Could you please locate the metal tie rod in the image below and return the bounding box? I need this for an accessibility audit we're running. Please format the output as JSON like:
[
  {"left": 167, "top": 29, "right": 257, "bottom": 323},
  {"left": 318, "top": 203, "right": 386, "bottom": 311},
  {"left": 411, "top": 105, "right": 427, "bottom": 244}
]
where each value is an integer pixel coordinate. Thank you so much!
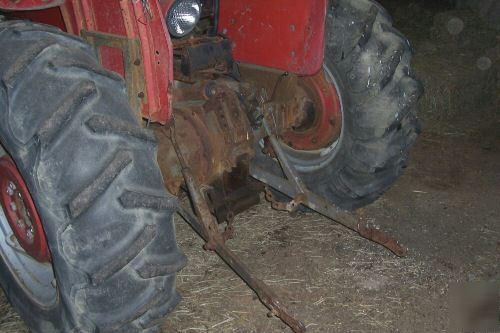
[{"left": 249, "top": 164, "right": 407, "bottom": 257}]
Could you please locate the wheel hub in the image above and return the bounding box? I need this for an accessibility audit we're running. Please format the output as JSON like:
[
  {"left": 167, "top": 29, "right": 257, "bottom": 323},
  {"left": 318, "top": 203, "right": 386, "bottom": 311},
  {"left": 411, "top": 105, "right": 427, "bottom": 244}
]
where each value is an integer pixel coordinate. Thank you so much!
[
  {"left": 281, "top": 68, "right": 342, "bottom": 151},
  {"left": 0, "top": 157, "right": 50, "bottom": 262}
]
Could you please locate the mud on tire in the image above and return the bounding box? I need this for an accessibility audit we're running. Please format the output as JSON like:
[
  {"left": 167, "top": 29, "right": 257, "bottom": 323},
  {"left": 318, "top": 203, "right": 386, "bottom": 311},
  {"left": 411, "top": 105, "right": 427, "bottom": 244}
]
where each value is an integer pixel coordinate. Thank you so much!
[
  {"left": 0, "top": 21, "right": 186, "bottom": 332},
  {"left": 297, "top": 0, "right": 423, "bottom": 210}
]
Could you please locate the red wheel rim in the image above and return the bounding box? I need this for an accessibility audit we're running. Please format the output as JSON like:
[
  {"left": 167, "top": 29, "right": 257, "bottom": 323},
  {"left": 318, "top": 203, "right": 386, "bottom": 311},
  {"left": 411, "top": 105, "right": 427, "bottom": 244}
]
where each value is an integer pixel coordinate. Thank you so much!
[
  {"left": 281, "top": 69, "right": 342, "bottom": 151},
  {"left": 0, "top": 156, "right": 51, "bottom": 262}
]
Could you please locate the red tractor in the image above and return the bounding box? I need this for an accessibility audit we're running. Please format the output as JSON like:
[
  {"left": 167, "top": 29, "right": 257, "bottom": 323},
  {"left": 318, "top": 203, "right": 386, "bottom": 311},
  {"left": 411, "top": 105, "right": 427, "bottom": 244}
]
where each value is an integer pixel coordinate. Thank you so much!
[{"left": 0, "top": 0, "right": 421, "bottom": 332}]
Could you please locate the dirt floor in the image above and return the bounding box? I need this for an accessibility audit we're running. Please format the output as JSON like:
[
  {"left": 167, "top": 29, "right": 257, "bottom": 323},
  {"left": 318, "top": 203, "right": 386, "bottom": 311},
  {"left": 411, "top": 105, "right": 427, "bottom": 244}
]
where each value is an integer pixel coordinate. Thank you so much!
[
  {"left": 0, "top": 1, "right": 499, "bottom": 332},
  {"left": 166, "top": 122, "right": 500, "bottom": 332}
]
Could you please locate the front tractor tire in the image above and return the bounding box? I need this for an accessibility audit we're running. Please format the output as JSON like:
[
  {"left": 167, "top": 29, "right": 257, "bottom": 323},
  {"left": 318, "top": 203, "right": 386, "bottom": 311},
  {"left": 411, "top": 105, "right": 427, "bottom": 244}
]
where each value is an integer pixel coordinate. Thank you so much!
[
  {"left": 283, "top": 0, "right": 423, "bottom": 210},
  {"left": 0, "top": 21, "right": 185, "bottom": 332}
]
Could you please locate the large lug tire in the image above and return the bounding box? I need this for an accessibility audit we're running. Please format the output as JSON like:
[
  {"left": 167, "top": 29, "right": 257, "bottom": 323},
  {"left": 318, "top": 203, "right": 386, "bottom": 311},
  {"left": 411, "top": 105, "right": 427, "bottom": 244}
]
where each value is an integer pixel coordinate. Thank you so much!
[
  {"left": 0, "top": 21, "right": 186, "bottom": 332},
  {"left": 287, "top": 0, "right": 423, "bottom": 210}
]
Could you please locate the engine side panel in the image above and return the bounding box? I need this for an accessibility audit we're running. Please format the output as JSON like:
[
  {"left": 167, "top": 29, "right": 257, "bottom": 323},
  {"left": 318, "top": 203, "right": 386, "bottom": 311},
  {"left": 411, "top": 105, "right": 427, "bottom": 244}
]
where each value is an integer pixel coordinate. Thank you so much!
[{"left": 218, "top": 0, "right": 327, "bottom": 75}]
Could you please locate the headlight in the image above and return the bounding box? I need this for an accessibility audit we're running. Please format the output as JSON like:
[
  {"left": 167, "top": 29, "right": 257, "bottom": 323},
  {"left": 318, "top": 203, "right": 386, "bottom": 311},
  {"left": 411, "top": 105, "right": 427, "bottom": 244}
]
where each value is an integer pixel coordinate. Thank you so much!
[{"left": 166, "top": 0, "right": 202, "bottom": 38}]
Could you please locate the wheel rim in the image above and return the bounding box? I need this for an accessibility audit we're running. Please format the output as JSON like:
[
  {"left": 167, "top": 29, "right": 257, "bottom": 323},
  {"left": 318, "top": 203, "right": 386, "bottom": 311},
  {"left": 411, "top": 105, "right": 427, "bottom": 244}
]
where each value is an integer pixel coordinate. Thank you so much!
[
  {"left": 281, "top": 66, "right": 342, "bottom": 151},
  {"left": 280, "top": 64, "right": 346, "bottom": 173},
  {"left": 0, "top": 155, "right": 57, "bottom": 306}
]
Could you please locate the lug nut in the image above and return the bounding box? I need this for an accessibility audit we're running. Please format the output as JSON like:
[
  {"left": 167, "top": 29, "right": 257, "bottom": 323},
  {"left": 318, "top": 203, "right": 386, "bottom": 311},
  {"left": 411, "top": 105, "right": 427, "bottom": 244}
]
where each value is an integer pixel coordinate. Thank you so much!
[
  {"left": 26, "top": 228, "right": 34, "bottom": 241},
  {"left": 6, "top": 182, "right": 15, "bottom": 196},
  {"left": 10, "top": 202, "right": 17, "bottom": 212}
]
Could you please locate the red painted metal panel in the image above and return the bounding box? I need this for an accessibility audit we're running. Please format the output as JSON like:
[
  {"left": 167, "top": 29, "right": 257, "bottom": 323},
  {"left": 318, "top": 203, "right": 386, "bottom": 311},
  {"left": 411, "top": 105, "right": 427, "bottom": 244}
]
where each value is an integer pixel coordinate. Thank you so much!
[
  {"left": 100, "top": 45, "right": 126, "bottom": 78},
  {"left": 158, "top": 0, "right": 175, "bottom": 17},
  {"left": 0, "top": 0, "right": 64, "bottom": 11},
  {"left": 3, "top": 7, "right": 66, "bottom": 30},
  {"left": 60, "top": 1, "right": 78, "bottom": 34},
  {"left": 130, "top": 0, "right": 174, "bottom": 123},
  {"left": 218, "top": 0, "right": 327, "bottom": 75},
  {"left": 58, "top": 0, "right": 174, "bottom": 124},
  {"left": 1, "top": 0, "right": 174, "bottom": 124},
  {"left": 91, "top": 0, "right": 127, "bottom": 35}
]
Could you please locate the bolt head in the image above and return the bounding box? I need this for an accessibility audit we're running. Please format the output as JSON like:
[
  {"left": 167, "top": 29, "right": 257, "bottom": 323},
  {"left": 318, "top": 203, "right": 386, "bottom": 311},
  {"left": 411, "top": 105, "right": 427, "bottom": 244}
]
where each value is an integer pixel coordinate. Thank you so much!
[
  {"left": 6, "top": 182, "right": 16, "bottom": 196},
  {"left": 26, "top": 228, "right": 34, "bottom": 241}
]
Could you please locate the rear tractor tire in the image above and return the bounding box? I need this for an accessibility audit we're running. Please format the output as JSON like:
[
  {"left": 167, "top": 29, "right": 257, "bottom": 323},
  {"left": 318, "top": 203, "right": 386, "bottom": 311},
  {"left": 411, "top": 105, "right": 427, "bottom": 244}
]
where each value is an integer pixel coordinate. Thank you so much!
[
  {"left": 281, "top": 0, "right": 423, "bottom": 210},
  {"left": 0, "top": 21, "right": 185, "bottom": 332}
]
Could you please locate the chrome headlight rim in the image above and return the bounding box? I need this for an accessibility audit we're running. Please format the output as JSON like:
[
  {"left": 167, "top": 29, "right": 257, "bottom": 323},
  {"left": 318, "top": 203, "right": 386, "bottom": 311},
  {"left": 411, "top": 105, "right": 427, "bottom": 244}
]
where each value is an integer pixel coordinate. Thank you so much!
[{"left": 167, "top": 0, "right": 202, "bottom": 38}]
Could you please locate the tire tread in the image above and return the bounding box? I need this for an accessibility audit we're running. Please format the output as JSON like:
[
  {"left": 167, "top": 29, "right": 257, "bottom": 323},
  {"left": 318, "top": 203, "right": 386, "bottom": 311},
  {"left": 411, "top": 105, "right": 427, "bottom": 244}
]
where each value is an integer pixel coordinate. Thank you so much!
[{"left": 0, "top": 20, "right": 184, "bottom": 333}]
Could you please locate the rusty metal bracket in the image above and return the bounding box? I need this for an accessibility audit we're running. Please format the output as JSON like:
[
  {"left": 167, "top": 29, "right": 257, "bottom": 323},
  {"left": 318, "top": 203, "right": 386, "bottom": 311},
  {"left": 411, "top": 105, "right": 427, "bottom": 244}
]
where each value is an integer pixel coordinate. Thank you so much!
[
  {"left": 261, "top": 111, "right": 313, "bottom": 215},
  {"left": 169, "top": 120, "right": 306, "bottom": 333},
  {"left": 177, "top": 205, "right": 307, "bottom": 333},
  {"left": 250, "top": 163, "right": 408, "bottom": 257},
  {"left": 265, "top": 187, "right": 306, "bottom": 214},
  {"left": 81, "top": 30, "right": 146, "bottom": 119},
  {"left": 254, "top": 114, "right": 407, "bottom": 257}
]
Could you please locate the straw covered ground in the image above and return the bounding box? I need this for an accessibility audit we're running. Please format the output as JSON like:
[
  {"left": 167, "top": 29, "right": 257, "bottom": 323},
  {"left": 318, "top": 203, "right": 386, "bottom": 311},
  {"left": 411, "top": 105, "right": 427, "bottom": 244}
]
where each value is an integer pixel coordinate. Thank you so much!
[{"left": 3, "top": 125, "right": 498, "bottom": 332}]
